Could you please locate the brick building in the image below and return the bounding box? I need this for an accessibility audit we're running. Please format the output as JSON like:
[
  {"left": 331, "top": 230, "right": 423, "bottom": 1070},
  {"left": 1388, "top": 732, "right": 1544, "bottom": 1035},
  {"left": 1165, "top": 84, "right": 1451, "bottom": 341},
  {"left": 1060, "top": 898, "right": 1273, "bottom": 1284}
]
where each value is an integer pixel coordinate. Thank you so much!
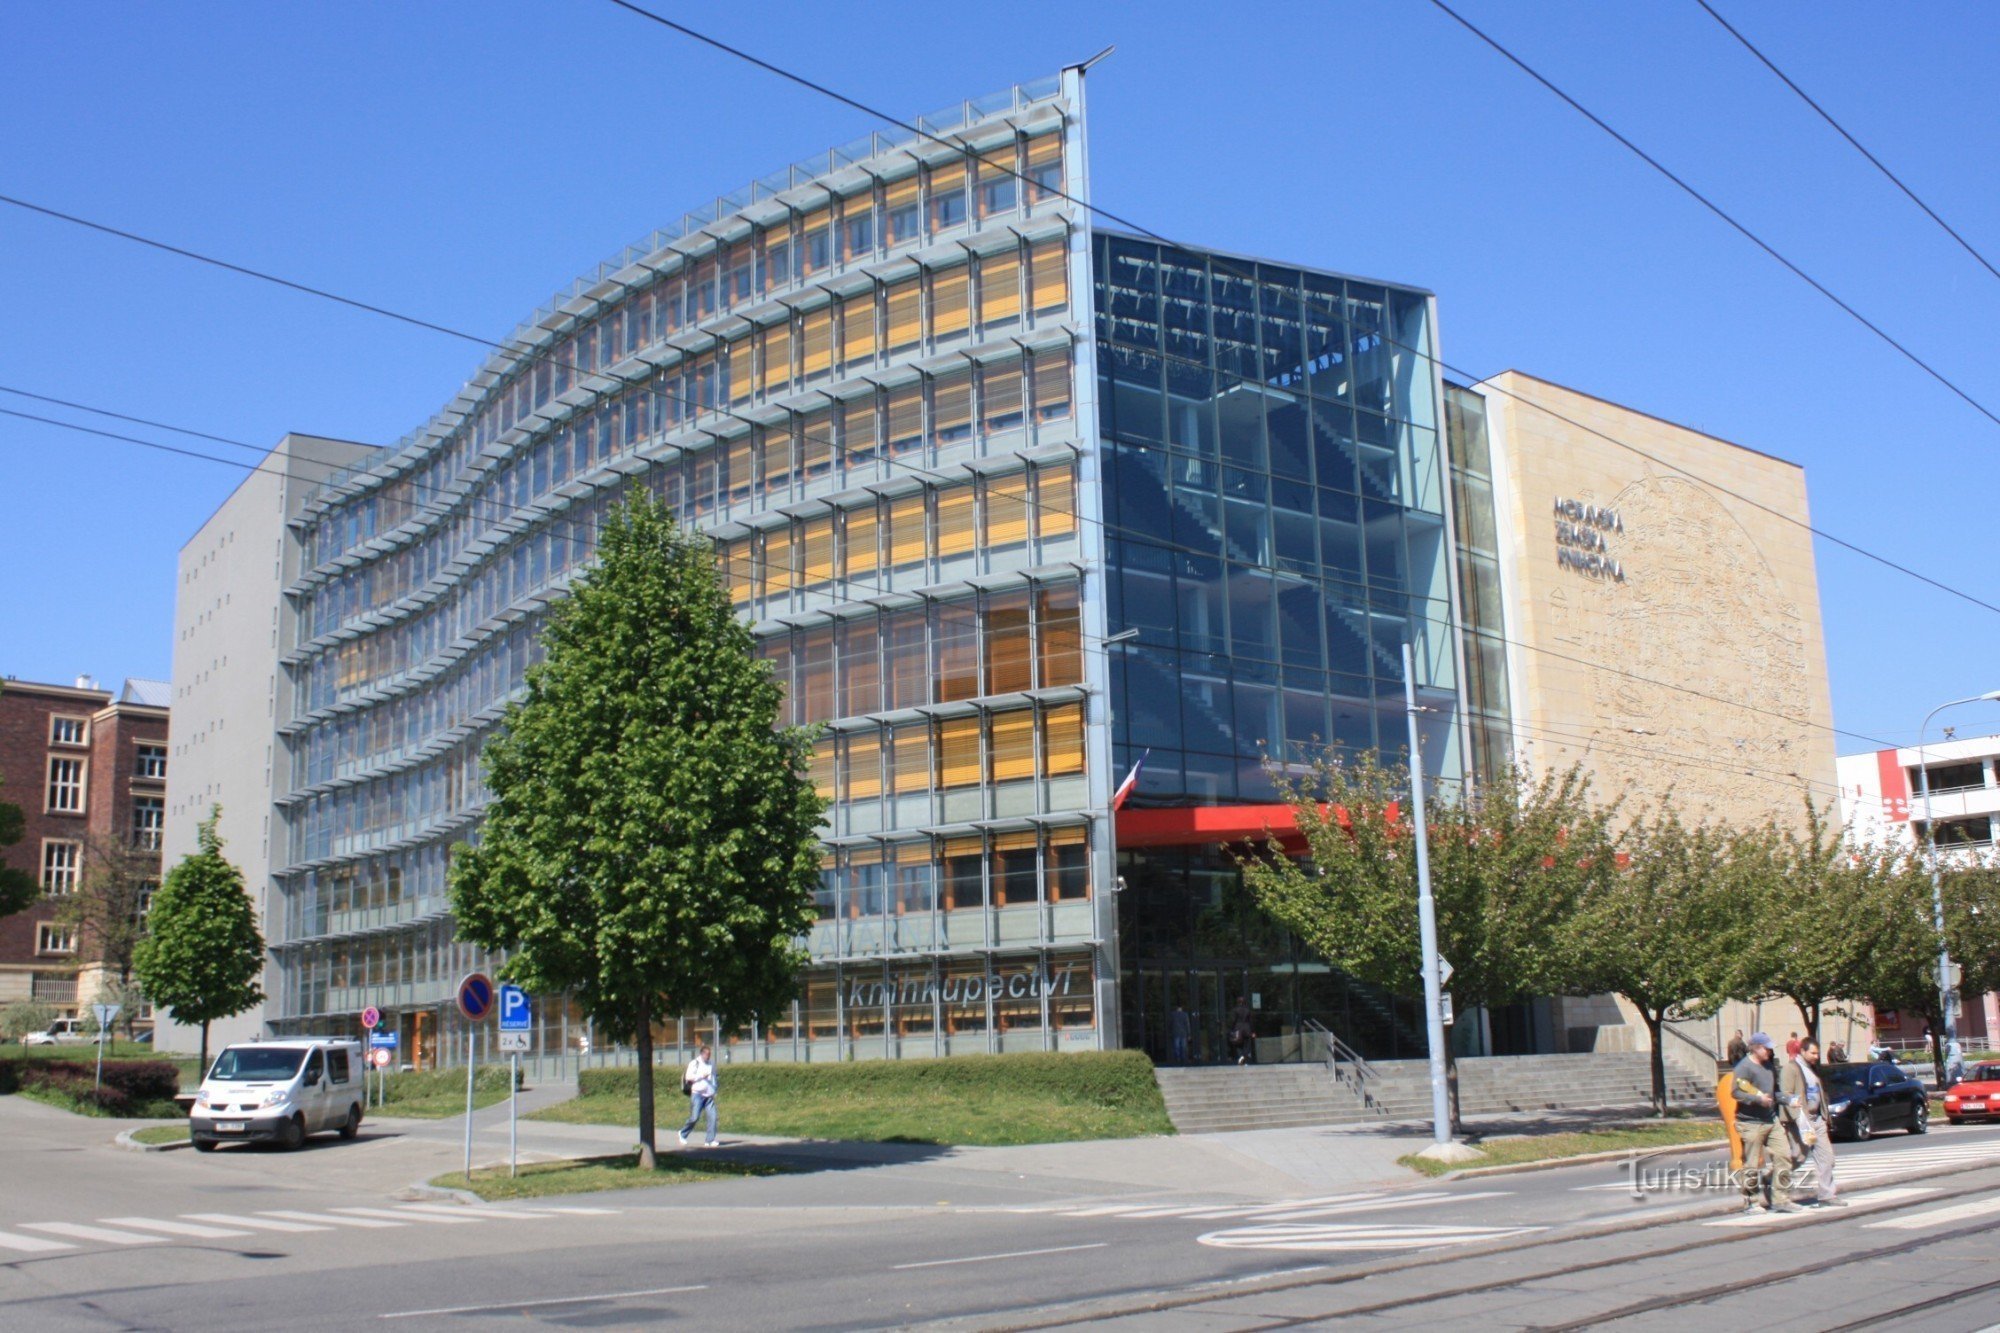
[{"left": 0, "top": 676, "right": 170, "bottom": 1023}]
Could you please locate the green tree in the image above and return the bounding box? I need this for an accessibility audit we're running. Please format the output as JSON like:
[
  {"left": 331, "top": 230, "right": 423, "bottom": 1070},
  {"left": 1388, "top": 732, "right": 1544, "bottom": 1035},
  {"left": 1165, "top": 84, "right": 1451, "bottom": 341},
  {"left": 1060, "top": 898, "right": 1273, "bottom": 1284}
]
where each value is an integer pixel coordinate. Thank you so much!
[
  {"left": 133, "top": 809, "right": 264, "bottom": 1073},
  {"left": 54, "top": 831, "right": 157, "bottom": 994},
  {"left": 1, "top": 1002, "right": 56, "bottom": 1042},
  {"left": 1855, "top": 855, "right": 2000, "bottom": 1081},
  {"left": 1566, "top": 803, "right": 1738, "bottom": 1114},
  {"left": 450, "top": 492, "right": 823, "bottom": 1167},
  {"left": 0, "top": 779, "right": 39, "bottom": 921},
  {"left": 1241, "top": 755, "right": 1616, "bottom": 1123}
]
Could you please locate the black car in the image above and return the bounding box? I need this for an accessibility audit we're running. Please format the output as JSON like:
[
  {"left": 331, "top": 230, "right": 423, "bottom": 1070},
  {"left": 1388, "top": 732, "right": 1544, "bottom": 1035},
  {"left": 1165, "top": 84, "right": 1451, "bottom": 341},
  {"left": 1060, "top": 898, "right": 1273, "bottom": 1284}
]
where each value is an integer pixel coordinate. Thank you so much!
[{"left": 1824, "top": 1061, "right": 1929, "bottom": 1141}]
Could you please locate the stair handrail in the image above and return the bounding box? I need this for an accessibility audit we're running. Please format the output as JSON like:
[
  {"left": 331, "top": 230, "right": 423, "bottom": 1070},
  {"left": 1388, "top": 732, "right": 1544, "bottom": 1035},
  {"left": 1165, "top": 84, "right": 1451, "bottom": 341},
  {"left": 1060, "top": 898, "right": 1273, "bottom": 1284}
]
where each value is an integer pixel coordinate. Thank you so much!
[{"left": 1302, "top": 1017, "right": 1380, "bottom": 1111}]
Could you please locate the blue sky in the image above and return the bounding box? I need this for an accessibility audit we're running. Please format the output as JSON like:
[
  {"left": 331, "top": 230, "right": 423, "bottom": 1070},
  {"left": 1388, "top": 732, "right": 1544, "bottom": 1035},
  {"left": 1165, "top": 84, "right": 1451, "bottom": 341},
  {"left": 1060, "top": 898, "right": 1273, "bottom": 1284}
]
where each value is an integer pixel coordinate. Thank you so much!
[{"left": 3, "top": 1, "right": 1996, "bottom": 753}]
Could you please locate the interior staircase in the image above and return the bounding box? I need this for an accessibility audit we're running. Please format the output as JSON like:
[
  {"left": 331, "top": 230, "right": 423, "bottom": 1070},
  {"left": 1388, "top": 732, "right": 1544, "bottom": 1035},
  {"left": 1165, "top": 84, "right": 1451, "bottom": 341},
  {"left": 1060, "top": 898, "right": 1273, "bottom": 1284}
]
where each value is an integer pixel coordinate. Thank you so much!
[{"left": 1155, "top": 1051, "right": 1711, "bottom": 1134}]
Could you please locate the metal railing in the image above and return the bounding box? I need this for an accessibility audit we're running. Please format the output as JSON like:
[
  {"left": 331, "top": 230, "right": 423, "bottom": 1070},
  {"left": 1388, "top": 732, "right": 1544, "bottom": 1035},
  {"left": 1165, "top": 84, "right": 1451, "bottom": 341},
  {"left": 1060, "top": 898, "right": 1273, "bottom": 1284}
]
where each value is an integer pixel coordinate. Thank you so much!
[{"left": 1302, "top": 1017, "right": 1382, "bottom": 1114}]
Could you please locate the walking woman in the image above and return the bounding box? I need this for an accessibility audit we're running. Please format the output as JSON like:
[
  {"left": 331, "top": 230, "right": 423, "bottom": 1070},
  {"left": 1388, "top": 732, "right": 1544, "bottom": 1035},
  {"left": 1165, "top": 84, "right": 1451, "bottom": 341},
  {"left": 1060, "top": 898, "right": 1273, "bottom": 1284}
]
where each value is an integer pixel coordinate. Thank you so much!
[{"left": 678, "top": 1042, "right": 718, "bottom": 1148}]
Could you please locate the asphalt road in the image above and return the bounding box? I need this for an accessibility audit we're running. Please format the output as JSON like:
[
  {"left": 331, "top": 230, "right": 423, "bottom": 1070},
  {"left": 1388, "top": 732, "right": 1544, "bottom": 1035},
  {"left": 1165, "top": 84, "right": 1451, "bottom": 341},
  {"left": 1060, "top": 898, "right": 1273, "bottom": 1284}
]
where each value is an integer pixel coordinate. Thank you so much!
[{"left": 6, "top": 1093, "right": 2000, "bottom": 1331}]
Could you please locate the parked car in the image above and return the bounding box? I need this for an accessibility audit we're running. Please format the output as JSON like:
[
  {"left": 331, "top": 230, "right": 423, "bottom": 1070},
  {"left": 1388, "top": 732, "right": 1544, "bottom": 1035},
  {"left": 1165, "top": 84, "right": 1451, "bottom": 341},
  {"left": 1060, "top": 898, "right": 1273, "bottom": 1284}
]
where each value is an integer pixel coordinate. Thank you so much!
[
  {"left": 1943, "top": 1062, "right": 2000, "bottom": 1125},
  {"left": 1825, "top": 1061, "right": 1930, "bottom": 1140},
  {"left": 21, "top": 1017, "right": 100, "bottom": 1046},
  {"left": 188, "top": 1039, "right": 365, "bottom": 1152}
]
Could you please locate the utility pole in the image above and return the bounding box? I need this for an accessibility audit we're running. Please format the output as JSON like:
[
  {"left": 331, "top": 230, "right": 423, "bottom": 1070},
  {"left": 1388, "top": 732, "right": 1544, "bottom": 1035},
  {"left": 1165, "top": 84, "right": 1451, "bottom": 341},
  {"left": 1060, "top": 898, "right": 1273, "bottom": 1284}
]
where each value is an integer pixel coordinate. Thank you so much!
[{"left": 1403, "top": 642, "right": 1453, "bottom": 1149}]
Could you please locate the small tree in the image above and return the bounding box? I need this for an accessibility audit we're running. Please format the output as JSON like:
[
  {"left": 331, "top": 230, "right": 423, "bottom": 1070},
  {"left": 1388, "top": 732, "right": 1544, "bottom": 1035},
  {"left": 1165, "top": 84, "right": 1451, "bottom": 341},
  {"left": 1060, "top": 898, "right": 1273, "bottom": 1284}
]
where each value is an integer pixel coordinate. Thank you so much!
[
  {"left": 55, "top": 831, "right": 157, "bottom": 993},
  {"left": 1566, "top": 803, "right": 1737, "bottom": 1114},
  {"left": 1, "top": 1002, "right": 56, "bottom": 1043},
  {"left": 450, "top": 492, "right": 823, "bottom": 1168},
  {"left": 133, "top": 809, "right": 264, "bottom": 1073},
  {"left": 0, "top": 779, "right": 40, "bottom": 921},
  {"left": 1241, "top": 755, "right": 1616, "bottom": 1125},
  {"left": 1856, "top": 854, "right": 2000, "bottom": 1081}
]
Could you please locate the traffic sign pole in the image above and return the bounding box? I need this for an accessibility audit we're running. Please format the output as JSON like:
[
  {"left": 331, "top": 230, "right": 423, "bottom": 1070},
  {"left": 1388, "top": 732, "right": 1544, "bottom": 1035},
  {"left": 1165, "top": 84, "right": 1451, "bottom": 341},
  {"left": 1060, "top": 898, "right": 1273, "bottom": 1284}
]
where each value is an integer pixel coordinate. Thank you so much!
[
  {"left": 464, "top": 1032, "right": 475, "bottom": 1185},
  {"left": 91, "top": 1003, "right": 120, "bottom": 1093},
  {"left": 455, "top": 973, "right": 495, "bottom": 1185},
  {"left": 509, "top": 1053, "right": 519, "bottom": 1179}
]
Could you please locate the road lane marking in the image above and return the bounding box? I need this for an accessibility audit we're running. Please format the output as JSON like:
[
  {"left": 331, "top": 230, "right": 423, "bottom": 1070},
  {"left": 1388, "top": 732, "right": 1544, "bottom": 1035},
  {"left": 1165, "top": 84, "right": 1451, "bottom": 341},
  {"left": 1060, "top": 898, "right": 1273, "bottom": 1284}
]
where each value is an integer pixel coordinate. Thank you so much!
[
  {"left": 1261, "top": 1191, "right": 1513, "bottom": 1222},
  {"left": 542, "top": 1206, "right": 619, "bottom": 1215},
  {"left": 334, "top": 1207, "right": 481, "bottom": 1225},
  {"left": 1863, "top": 1195, "right": 2000, "bottom": 1230},
  {"left": 1198, "top": 1222, "right": 1543, "bottom": 1252},
  {"left": 0, "top": 1231, "right": 76, "bottom": 1252},
  {"left": 20, "top": 1222, "right": 162, "bottom": 1246},
  {"left": 894, "top": 1242, "right": 1109, "bottom": 1270},
  {"left": 380, "top": 1284, "right": 707, "bottom": 1319},
  {"left": 101, "top": 1217, "right": 250, "bottom": 1238},
  {"left": 184, "top": 1212, "right": 331, "bottom": 1233},
  {"left": 262, "top": 1210, "right": 405, "bottom": 1228}
]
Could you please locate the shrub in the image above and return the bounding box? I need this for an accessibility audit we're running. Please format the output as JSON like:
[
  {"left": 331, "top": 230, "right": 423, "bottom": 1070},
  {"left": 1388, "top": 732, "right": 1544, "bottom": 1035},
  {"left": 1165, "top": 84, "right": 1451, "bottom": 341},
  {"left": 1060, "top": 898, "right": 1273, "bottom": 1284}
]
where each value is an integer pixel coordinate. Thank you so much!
[
  {"left": 0, "top": 1002, "right": 56, "bottom": 1042},
  {"left": 0, "top": 1057, "right": 181, "bottom": 1115}
]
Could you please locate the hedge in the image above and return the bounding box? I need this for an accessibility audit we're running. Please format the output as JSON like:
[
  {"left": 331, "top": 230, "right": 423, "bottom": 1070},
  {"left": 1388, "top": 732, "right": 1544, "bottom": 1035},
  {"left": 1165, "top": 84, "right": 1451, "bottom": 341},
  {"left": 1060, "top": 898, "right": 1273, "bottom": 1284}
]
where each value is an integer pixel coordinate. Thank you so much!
[
  {"left": 577, "top": 1049, "right": 1164, "bottom": 1109},
  {"left": 0, "top": 1058, "right": 182, "bottom": 1116}
]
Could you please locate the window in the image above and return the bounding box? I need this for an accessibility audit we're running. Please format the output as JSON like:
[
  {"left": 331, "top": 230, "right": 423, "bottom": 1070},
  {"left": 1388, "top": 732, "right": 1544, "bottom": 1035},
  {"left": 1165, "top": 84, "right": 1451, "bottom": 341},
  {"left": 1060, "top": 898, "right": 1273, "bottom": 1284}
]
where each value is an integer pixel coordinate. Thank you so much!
[
  {"left": 980, "top": 248, "right": 1022, "bottom": 330},
  {"left": 884, "top": 176, "right": 920, "bottom": 246},
  {"left": 841, "top": 396, "right": 879, "bottom": 470},
  {"left": 885, "top": 277, "right": 921, "bottom": 354},
  {"left": 842, "top": 195, "right": 876, "bottom": 260},
  {"left": 936, "top": 485, "right": 977, "bottom": 560},
  {"left": 936, "top": 716, "right": 982, "bottom": 790},
  {"left": 49, "top": 716, "right": 87, "bottom": 747},
  {"left": 928, "top": 161, "right": 966, "bottom": 233},
  {"left": 47, "top": 757, "right": 84, "bottom": 813},
  {"left": 931, "top": 266, "right": 970, "bottom": 340},
  {"left": 886, "top": 384, "right": 924, "bottom": 457},
  {"left": 984, "top": 474, "right": 1031, "bottom": 552},
  {"left": 843, "top": 501, "right": 879, "bottom": 582},
  {"left": 990, "top": 713, "right": 1035, "bottom": 784},
  {"left": 327, "top": 1049, "right": 351, "bottom": 1085},
  {"left": 1042, "top": 702, "right": 1085, "bottom": 777},
  {"left": 133, "top": 796, "right": 165, "bottom": 850},
  {"left": 1049, "top": 827, "right": 1090, "bottom": 900},
  {"left": 37, "top": 924, "right": 76, "bottom": 955},
  {"left": 933, "top": 371, "right": 973, "bottom": 445},
  {"left": 760, "top": 319, "right": 793, "bottom": 397},
  {"left": 977, "top": 142, "right": 1018, "bottom": 218},
  {"left": 135, "top": 743, "right": 167, "bottom": 780},
  {"left": 1033, "top": 351, "right": 1073, "bottom": 423},
  {"left": 982, "top": 362, "right": 1025, "bottom": 435},
  {"left": 1026, "top": 133, "right": 1064, "bottom": 202},
  {"left": 800, "top": 306, "right": 834, "bottom": 380},
  {"left": 986, "top": 591, "right": 1033, "bottom": 694},
  {"left": 1037, "top": 463, "right": 1077, "bottom": 539},
  {"left": 840, "top": 290, "right": 877, "bottom": 366},
  {"left": 41, "top": 840, "right": 81, "bottom": 896}
]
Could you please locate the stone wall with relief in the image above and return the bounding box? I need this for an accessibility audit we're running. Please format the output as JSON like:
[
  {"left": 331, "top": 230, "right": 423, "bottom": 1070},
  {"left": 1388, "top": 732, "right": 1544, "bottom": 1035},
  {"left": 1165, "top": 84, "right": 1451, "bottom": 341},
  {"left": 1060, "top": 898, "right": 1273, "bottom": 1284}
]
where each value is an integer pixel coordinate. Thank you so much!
[{"left": 1476, "top": 371, "right": 1838, "bottom": 829}]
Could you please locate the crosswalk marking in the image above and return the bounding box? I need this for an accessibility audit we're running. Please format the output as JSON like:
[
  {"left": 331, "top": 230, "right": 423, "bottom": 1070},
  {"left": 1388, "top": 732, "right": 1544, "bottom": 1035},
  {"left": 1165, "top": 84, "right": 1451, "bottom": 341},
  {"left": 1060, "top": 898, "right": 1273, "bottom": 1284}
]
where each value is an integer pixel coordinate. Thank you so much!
[
  {"left": 1863, "top": 1195, "right": 2000, "bottom": 1231},
  {"left": 334, "top": 1207, "right": 480, "bottom": 1225},
  {"left": 998, "top": 1188, "right": 1511, "bottom": 1226},
  {"left": 101, "top": 1217, "right": 250, "bottom": 1239},
  {"left": 183, "top": 1212, "right": 331, "bottom": 1233},
  {"left": 1200, "top": 1222, "right": 1544, "bottom": 1253},
  {"left": 543, "top": 1206, "right": 618, "bottom": 1215},
  {"left": 260, "top": 1210, "right": 405, "bottom": 1229},
  {"left": 1575, "top": 1136, "right": 2000, "bottom": 1193},
  {"left": 394, "top": 1204, "right": 552, "bottom": 1222},
  {"left": 21, "top": 1222, "right": 162, "bottom": 1246},
  {"left": 0, "top": 1230, "right": 76, "bottom": 1253},
  {"left": 1703, "top": 1186, "right": 1937, "bottom": 1227}
]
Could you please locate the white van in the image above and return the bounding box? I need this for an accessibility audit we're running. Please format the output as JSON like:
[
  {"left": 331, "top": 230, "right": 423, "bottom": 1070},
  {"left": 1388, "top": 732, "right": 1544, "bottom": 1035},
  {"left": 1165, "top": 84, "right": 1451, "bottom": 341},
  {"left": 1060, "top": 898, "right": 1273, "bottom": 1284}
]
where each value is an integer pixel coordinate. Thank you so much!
[
  {"left": 22, "top": 1017, "right": 97, "bottom": 1046},
  {"left": 189, "top": 1039, "right": 365, "bottom": 1152}
]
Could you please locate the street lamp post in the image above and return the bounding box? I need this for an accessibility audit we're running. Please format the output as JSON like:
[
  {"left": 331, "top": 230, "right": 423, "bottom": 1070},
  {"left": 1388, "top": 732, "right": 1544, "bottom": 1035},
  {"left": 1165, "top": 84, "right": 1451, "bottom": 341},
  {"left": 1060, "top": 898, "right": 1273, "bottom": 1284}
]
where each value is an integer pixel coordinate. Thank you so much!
[{"left": 1915, "top": 689, "right": 2000, "bottom": 1050}]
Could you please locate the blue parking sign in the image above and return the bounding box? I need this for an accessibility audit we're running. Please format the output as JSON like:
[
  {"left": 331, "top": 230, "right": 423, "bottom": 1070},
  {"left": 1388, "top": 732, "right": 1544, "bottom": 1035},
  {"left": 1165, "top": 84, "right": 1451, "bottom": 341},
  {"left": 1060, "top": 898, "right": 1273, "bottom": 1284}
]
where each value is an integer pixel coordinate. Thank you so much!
[{"left": 498, "top": 984, "right": 531, "bottom": 1032}]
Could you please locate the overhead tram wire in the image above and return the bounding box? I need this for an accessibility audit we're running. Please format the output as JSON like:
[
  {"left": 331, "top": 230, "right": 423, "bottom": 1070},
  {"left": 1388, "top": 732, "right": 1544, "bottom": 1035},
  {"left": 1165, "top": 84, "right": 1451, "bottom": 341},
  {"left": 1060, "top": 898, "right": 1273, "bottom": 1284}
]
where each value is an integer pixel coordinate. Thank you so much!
[
  {"left": 1693, "top": 0, "right": 2000, "bottom": 288},
  {"left": 4, "top": 390, "right": 1907, "bottom": 766},
  {"left": 588, "top": 0, "right": 2000, "bottom": 620},
  {"left": 1419, "top": 0, "right": 2000, "bottom": 433}
]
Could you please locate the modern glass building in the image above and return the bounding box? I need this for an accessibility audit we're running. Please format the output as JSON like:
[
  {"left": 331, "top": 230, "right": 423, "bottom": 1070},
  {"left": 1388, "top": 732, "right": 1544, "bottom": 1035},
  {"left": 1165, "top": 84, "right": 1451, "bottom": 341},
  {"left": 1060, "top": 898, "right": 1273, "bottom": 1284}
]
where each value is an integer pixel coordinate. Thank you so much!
[{"left": 250, "top": 71, "right": 1471, "bottom": 1069}]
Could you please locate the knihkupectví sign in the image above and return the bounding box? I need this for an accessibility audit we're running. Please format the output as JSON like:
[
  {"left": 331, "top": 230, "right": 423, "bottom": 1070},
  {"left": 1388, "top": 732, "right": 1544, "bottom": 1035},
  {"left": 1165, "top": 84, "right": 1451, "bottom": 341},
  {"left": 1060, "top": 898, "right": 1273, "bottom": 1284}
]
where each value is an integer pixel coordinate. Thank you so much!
[
  {"left": 369, "top": 1031, "right": 399, "bottom": 1049},
  {"left": 456, "top": 972, "right": 496, "bottom": 1022}
]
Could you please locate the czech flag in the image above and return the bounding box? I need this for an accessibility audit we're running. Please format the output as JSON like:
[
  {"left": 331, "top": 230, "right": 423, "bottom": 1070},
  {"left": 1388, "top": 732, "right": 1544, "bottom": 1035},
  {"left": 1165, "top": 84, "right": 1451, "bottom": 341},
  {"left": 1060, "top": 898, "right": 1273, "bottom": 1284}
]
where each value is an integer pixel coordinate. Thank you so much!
[{"left": 1112, "top": 750, "right": 1148, "bottom": 811}]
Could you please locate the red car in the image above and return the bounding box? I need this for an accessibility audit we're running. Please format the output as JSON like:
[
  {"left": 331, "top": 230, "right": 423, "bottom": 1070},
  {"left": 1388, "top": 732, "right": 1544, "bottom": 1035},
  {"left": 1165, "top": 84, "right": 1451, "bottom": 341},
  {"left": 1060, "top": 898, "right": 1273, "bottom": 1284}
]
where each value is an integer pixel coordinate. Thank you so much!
[{"left": 1944, "top": 1062, "right": 2000, "bottom": 1125}]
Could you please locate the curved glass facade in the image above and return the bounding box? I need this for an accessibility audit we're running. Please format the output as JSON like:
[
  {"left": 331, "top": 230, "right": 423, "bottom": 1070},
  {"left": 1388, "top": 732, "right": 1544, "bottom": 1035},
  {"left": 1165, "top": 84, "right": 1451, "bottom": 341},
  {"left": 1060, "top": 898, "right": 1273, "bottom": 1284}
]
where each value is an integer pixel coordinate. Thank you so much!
[{"left": 260, "top": 74, "right": 1465, "bottom": 1068}]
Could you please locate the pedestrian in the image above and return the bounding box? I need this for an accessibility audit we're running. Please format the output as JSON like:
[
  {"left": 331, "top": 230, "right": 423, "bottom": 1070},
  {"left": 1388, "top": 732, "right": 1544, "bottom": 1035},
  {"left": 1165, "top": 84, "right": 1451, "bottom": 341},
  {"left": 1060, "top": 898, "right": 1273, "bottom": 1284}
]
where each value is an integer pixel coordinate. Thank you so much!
[
  {"left": 1946, "top": 1038, "right": 1965, "bottom": 1089},
  {"left": 1726, "top": 1029, "right": 1748, "bottom": 1065},
  {"left": 1229, "top": 996, "right": 1255, "bottom": 1066},
  {"left": 1170, "top": 1005, "right": 1191, "bottom": 1065},
  {"left": 1731, "top": 1033, "right": 1798, "bottom": 1213},
  {"left": 1716, "top": 1063, "right": 1743, "bottom": 1177},
  {"left": 677, "top": 1042, "right": 718, "bottom": 1148},
  {"left": 1782, "top": 1038, "right": 1842, "bottom": 1207},
  {"left": 1784, "top": 1031, "right": 1802, "bottom": 1061},
  {"left": 1826, "top": 1040, "right": 1847, "bottom": 1065}
]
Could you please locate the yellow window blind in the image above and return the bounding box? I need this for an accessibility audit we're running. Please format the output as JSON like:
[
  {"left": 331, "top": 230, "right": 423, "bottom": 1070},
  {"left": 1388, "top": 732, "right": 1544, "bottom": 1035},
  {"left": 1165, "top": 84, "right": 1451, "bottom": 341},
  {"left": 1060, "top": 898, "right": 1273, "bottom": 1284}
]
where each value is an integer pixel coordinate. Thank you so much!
[
  {"left": 885, "top": 277, "right": 921, "bottom": 353},
  {"left": 844, "top": 503, "right": 878, "bottom": 580},
  {"left": 985, "top": 591, "right": 1032, "bottom": 694},
  {"left": 936, "top": 485, "right": 976, "bottom": 557},
  {"left": 980, "top": 248, "right": 1022, "bottom": 326},
  {"left": 1037, "top": 462, "right": 1076, "bottom": 538},
  {"left": 982, "top": 362, "right": 1024, "bottom": 434},
  {"left": 1041, "top": 702, "right": 1084, "bottom": 777},
  {"left": 801, "top": 306, "right": 833, "bottom": 377},
  {"left": 722, "top": 539, "right": 752, "bottom": 605},
  {"left": 809, "top": 741, "right": 836, "bottom": 801},
  {"left": 931, "top": 265, "right": 970, "bottom": 338},
  {"left": 990, "top": 712, "right": 1035, "bottom": 783},
  {"left": 760, "top": 320, "right": 792, "bottom": 396},
  {"left": 1026, "top": 133, "right": 1063, "bottom": 202},
  {"left": 892, "top": 722, "right": 929, "bottom": 794},
  {"left": 799, "top": 408, "right": 832, "bottom": 481},
  {"left": 798, "top": 207, "right": 831, "bottom": 275},
  {"left": 936, "top": 716, "right": 981, "bottom": 790},
  {"left": 841, "top": 395, "right": 878, "bottom": 466},
  {"left": 983, "top": 472, "right": 1031, "bottom": 550},
  {"left": 845, "top": 730, "right": 882, "bottom": 800},
  {"left": 802, "top": 515, "right": 834, "bottom": 588},
  {"left": 727, "top": 436, "right": 755, "bottom": 506},
  {"left": 761, "top": 524, "right": 793, "bottom": 600},
  {"left": 889, "top": 492, "right": 927, "bottom": 567},
  {"left": 928, "top": 162, "right": 965, "bottom": 233},
  {"left": 1030, "top": 237, "right": 1068, "bottom": 314},
  {"left": 884, "top": 175, "right": 920, "bottom": 245},
  {"left": 886, "top": 383, "right": 923, "bottom": 455},
  {"left": 726, "top": 337, "right": 752, "bottom": 407},
  {"left": 1037, "top": 587, "right": 1082, "bottom": 686},
  {"left": 1033, "top": 350, "right": 1072, "bottom": 422},
  {"left": 841, "top": 290, "right": 877, "bottom": 364},
  {"left": 933, "top": 372, "right": 972, "bottom": 444},
  {"left": 761, "top": 426, "right": 793, "bottom": 498},
  {"left": 977, "top": 142, "right": 1019, "bottom": 219}
]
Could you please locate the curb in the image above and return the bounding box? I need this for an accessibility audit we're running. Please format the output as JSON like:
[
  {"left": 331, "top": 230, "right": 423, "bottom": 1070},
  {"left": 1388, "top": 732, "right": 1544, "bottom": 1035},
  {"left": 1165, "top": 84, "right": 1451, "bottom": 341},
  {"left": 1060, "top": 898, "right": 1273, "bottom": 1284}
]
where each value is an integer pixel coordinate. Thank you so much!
[
  {"left": 398, "top": 1179, "right": 485, "bottom": 1205},
  {"left": 1442, "top": 1136, "right": 1730, "bottom": 1180},
  {"left": 115, "top": 1128, "right": 190, "bottom": 1153}
]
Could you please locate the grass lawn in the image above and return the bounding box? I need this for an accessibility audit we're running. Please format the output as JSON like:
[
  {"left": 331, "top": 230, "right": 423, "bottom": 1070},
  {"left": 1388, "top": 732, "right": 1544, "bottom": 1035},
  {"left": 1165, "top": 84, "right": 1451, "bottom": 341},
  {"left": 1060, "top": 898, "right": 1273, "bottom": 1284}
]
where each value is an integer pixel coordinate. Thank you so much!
[
  {"left": 1400, "top": 1119, "right": 1727, "bottom": 1177},
  {"left": 531, "top": 1051, "right": 1173, "bottom": 1147},
  {"left": 371, "top": 1066, "right": 516, "bottom": 1119},
  {"left": 132, "top": 1123, "right": 191, "bottom": 1146},
  {"left": 432, "top": 1152, "right": 785, "bottom": 1202}
]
